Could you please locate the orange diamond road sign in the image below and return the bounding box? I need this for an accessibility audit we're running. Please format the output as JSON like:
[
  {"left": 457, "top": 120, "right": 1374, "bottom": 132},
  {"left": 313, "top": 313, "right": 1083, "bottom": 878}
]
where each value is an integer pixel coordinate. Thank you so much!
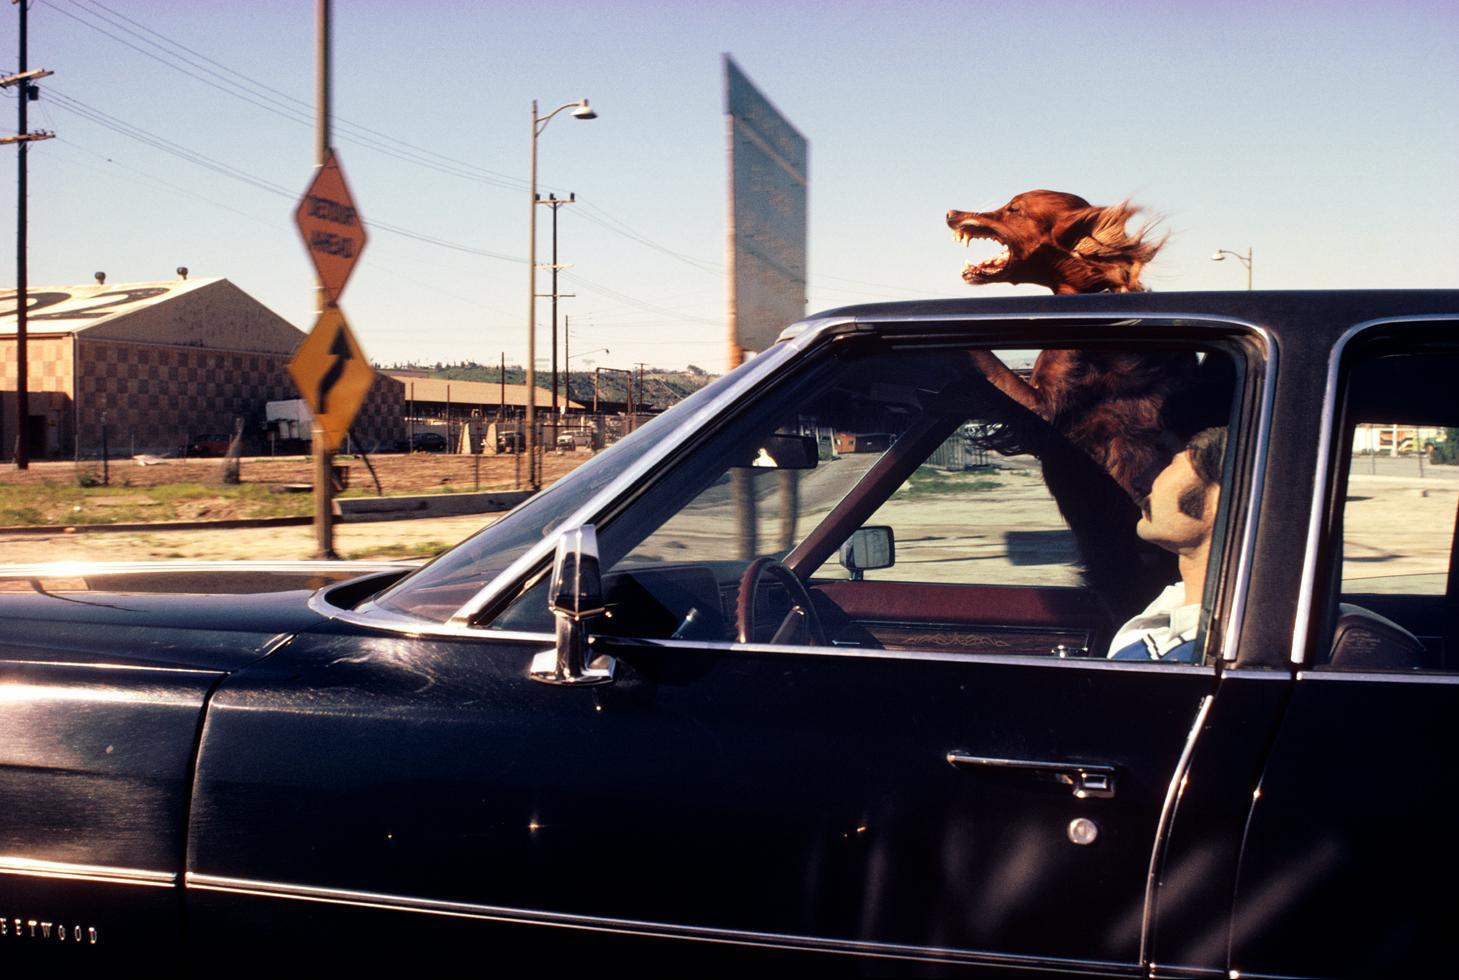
[
  {"left": 296, "top": 150, "right": 366, "bottom": 304},
  {"left": 288, "top": 306, "right": 375, "bottom": 452}
]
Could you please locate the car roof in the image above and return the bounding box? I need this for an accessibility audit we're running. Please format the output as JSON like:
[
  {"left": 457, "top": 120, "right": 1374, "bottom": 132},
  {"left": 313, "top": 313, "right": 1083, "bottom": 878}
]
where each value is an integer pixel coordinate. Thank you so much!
[{"left": 799, "top": 290, "right": 1459, "bottom": 349}]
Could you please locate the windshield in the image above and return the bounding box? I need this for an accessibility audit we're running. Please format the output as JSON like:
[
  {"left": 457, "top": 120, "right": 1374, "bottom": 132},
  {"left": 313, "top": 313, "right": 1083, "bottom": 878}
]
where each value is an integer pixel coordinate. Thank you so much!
[{"left": 365, "top": 359, "right": 765, "bottom": 622}]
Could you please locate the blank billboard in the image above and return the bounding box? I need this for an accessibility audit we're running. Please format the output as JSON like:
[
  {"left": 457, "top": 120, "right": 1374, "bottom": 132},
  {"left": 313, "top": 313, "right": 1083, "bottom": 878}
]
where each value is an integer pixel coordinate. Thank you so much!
[{"left": 724, "top": 55, "right": 808, "bottom": 357}]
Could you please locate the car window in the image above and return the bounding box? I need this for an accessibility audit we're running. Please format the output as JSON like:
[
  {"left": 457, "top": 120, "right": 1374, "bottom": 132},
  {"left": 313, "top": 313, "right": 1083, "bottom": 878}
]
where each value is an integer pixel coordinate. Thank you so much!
[
  {"left": 1319, "top": 337, "right": 1459, "bottom": 672},
  {"left": 367, "top": 364, "right": 760, "bottom": 622},
  {"left": 1342, "top": 423, "right": 1457, "bottom": 597},
  {"left": 492, "top": 338, "right": 1242, "bottom": 663},
  {"left": 812, "top": 433, "right": 1079, "bottom": 588}
]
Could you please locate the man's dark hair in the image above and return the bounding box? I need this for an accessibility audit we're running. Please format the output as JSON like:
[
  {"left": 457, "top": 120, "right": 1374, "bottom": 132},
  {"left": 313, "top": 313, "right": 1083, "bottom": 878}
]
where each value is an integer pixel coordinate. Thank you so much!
[
  {"left": 1176, "top": 427, "right": 1228, "bottom": 519},
  {"left": 1186, "top": 426, "right": 1228, "bottom": 486}
]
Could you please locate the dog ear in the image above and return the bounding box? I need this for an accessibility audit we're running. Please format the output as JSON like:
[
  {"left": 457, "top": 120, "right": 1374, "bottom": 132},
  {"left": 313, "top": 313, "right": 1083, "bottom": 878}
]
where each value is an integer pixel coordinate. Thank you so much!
[{"left": 1053, "top": 204, "right": 1146, "bottom": 257}]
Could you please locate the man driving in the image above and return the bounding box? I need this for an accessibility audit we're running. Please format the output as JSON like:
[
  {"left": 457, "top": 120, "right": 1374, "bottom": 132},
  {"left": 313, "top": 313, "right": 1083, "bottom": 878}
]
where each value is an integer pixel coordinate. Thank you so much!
[{"left": 1108, "top": 426, "right": 1227, "bottom": 662}]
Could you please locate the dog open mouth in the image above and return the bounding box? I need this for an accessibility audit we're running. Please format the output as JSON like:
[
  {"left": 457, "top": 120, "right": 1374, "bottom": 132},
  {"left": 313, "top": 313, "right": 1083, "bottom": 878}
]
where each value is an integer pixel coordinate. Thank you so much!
[{"left": 952, "top": 223, "right": 1012, "bottom": 280}]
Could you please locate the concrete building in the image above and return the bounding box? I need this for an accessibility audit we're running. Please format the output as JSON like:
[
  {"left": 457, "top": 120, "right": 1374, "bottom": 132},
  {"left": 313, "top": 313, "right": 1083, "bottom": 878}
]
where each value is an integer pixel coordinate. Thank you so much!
[{"left": 1, "top": 277, "right": 402, "bottom": 458}]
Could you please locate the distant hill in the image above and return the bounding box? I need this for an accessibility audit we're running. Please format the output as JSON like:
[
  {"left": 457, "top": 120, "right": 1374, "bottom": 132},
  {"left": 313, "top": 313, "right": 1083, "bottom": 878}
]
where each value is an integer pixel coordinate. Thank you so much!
[{"left": 376, "top": 361, "right": 717, "bottom": 410}]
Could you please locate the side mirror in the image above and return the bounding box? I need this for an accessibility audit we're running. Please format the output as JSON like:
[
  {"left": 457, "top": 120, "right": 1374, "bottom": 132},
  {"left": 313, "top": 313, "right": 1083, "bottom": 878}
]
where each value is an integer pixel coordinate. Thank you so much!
[
  {"left": 529, "top": 525, "right": 616, "bottom": 686},
  {"left": 739, "top": 433, "right": 819, "bottom": 470},
  {"left": 839, "top": 526, "right": 895, "bottom": 581}
]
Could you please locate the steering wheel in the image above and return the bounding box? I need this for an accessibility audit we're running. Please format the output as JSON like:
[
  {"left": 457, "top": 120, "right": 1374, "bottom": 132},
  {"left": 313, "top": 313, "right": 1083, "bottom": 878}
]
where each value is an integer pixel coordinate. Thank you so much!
[{"left": 735, "top": 557, "right": 826, "bottom": 646}]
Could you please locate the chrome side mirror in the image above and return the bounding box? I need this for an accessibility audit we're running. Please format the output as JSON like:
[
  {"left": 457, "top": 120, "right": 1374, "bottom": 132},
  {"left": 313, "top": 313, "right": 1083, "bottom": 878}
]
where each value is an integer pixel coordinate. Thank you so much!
[{"left": 529, "top": 525, "right": 616, "bottom": 686}]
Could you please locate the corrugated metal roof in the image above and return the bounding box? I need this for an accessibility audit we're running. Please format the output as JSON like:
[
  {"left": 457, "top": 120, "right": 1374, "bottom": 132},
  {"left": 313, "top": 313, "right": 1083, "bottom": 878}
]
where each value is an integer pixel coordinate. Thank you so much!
[
  {"left": 1, "top": 278, "right": 225, "bottom": 335},
  {"left": 385, "top": 372, "right": 583, "bottom": 410}
]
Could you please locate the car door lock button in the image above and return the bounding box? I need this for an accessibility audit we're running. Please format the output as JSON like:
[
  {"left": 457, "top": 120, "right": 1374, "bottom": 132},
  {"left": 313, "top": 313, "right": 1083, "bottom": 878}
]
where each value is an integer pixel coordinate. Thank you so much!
[{"left": 1067, "top": 817, "right": 1099, "bottom": 846}]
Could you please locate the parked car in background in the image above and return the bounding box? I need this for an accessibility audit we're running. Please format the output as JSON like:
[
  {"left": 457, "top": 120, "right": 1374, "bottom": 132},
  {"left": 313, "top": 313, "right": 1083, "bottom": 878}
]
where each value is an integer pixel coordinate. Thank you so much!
[
  {"left": 2, "top": 291, "right": 1457, "bottom": 976},
  {"left": 496, "top": 430, "right": 524, "bottom": 453},
  {"left": 185, "top": 433, "right": 233, "bottom": 457},
  {"left": 405, "top": 430, "right": 447, "bottom": 452}
]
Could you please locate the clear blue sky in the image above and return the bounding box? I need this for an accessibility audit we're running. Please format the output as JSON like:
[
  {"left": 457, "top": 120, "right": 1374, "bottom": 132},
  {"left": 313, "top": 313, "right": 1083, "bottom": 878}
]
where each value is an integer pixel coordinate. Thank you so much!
[{"left": 4, "top": 0, "right": 1456, "bottom": 372}]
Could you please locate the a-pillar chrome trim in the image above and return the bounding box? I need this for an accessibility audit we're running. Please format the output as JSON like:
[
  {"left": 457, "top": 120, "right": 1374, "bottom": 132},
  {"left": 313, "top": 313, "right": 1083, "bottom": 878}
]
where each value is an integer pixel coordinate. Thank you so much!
[
  {"left": 185, "top": 872, "right": 1132, "bottom": 974},
  {"left": 1289, "top": 315, "right": 1459, "bottom": 665},
  {"left": 0, "top": 855, "right": 176, "bottom": 888}
]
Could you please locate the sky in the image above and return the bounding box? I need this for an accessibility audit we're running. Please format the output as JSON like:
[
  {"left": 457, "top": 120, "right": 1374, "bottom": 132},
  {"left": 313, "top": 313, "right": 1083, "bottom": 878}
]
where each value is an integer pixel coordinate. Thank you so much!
[{"left": 3, "top": 0, "right": 1456, "bottom": 373}]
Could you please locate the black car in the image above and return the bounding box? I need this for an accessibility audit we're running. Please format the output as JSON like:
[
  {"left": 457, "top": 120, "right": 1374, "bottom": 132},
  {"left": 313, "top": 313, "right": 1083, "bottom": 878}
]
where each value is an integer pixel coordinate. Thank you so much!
[
  {"left": 404, "top": 430, "right": 448, "bottom": 452},
  {"left": 2, "top": 291, "right": 1457, "bottom": 977}
]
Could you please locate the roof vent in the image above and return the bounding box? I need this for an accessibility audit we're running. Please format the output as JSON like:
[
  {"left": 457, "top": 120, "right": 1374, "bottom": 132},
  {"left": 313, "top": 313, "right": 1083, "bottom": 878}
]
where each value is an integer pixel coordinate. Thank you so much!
[
  {"left": 176, "top": 266, "right": 188, "bottom": 280},
  {"left": 94, "top": 271, "right": 105, "bottom": 285}
]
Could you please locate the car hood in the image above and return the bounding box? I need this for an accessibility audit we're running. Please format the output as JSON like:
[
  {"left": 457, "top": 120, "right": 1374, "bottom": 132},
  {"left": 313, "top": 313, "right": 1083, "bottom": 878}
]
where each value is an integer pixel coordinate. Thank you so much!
[{"left": 0, "top": 562, "right": 412, "bottom": 672}]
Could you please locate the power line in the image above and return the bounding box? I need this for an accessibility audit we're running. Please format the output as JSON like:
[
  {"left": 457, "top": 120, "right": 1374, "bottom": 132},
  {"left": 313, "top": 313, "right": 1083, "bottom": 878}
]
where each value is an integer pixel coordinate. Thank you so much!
[
  {"left": 562, "top": 271, "right": 720, "bottom": 326},
  {"left": 41, "top": 0, "right": 762, "bottom": 282},
  {"left": 43, "top": 92, "right": 729, "bottom": 330},
  {"left": 44, "top": 88, "right": 529, "bottom": 263},
  {"left": 49, "top": 0, "right": 532, "bottom": 190}
]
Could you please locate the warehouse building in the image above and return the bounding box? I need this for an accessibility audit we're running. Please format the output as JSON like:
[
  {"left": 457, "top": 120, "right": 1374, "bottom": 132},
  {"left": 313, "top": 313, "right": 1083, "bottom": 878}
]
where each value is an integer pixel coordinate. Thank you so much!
[{"left": 1, "top": 276, "right": 403, "bottom": 458}]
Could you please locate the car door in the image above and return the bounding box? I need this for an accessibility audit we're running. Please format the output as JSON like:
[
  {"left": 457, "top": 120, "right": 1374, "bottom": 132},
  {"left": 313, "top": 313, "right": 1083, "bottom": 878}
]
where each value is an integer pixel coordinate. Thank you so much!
[
  {"left": 184, "top": 320, "right": 1267, "bottom": 974},
  {"left": 1229, "top": 323, "right": 1459, "bottom": 978}
]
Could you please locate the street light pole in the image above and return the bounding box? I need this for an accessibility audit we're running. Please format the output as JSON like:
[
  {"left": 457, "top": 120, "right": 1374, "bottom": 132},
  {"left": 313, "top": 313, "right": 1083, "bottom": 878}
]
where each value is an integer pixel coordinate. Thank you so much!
[
  {"left": 527, "top": 98, "right": 595, "bottom": 489},
  {"left": 1211, "top": 247, "right": 1253, "bottom": 290},
  {"left": 527, "top": 101, "right": 538, "bottom": 487}
]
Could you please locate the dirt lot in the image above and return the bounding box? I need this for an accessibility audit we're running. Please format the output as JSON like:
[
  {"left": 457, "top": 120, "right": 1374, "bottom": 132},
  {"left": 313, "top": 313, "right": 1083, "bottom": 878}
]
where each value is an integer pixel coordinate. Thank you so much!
[
  {"left": 0, "top": 451, "right": 588, "bottom": 526},
  {"left": 0, "top": 513, "right": 501, "bottom": 563},
  {"left": 0, "top": 450, "right": 586, "bottom": 493},
  {"left": 0, "top": 450, "right": 589, "bottom": 563}
]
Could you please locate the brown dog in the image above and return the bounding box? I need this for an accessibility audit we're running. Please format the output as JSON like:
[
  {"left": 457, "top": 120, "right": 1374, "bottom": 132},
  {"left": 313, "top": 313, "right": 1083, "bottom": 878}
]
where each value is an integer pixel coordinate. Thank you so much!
[
  {"left": 945, "top": 190, "right": 1187, "bottom": 498},
  {"left": 946, "top": 189, "right": 1162, "bottom": 295},
  {"left": 945, "top": 191, "right": 1221, "bottom": 620}
]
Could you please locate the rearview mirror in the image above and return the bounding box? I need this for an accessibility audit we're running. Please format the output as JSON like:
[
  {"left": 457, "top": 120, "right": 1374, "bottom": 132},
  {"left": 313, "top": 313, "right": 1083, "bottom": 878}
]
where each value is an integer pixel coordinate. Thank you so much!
[
  {"left": 739, "top": 434, "right": 818, "bottom": 470},
  {"left": 840, "top": 526, "right": 895, "bottom": 581}
]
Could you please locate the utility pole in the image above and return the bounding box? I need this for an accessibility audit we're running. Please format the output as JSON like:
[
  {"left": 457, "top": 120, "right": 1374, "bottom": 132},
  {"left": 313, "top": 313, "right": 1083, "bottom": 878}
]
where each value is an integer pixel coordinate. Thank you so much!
[
  {"left": 563, "top": 314, "right": 570, "bottom": 422},
  {"left": 3, "top": 1, "right": 55, "bottom": 469},
  {"left": 635, "top": 362, "right": 648, "bottom": 413},
  {"left": 536, "top": 193, "right": 575, "bottom": 450},
  {"left": 311, "top": 0, "right": 334, "bottom": 557},
  {"left": 499, "top": 351, "right": 505, "bottom": 421}
]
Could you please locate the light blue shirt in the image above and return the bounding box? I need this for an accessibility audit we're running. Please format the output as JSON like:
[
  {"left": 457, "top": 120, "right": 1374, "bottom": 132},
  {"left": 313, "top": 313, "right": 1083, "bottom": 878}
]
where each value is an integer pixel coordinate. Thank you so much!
[{"left": 1107, "top": 584, "right": 1202, "bottom": 662}]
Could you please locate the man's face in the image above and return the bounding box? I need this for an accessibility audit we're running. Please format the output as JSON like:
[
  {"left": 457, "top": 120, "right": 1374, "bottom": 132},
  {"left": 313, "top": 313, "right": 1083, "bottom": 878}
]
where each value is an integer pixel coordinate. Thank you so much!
[{"left": 1135, "top": 449, "right": 1218, "bottom": 553}]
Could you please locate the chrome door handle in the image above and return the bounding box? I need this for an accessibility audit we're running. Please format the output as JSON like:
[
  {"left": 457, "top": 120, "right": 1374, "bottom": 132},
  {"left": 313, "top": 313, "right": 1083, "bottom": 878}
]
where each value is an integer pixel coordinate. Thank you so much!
[{"left": 946, "top": 752, "right": 1117, "bottom": 799}]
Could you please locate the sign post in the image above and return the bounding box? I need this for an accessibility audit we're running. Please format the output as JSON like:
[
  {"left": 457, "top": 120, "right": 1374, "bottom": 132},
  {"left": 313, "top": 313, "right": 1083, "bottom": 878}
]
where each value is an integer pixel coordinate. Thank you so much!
[{"left": 293, "top": 0, "right": 370, "bottom": 558}]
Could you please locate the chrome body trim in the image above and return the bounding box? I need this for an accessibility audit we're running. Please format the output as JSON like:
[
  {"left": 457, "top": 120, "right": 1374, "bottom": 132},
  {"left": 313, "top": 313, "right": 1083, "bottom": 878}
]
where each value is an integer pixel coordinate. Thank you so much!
[
  {"left": 1212, "top": 668, "right": 1292, "bottom": 681},
  {"left": 598, "top": 635, "right": 1218, "bottom": 672},
  {"left": 1147, "top": 966, "right": 1226, "bottom": 979},
  {"left": 310, "top": 310, "right": 1272, "bottom": 649},
  {"left": 185, "top": 872, "right": 1132, "bottom": 973},
  {"left": 0, "top": 855, "right": 176, "bottom": 888},
  {"left": 1289, "top": 314, "right": 1459, "bottom": 665},
  {"left": 1296, "top": 669, "right": 1459, "bottom": 686},
  {"left": 1139, "top": 694, "right": 1215, "bottom": 967}
]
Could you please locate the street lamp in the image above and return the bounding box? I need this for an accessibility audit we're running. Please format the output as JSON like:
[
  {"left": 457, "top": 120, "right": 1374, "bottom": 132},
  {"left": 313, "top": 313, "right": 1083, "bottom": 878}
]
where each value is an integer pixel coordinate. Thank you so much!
[
  {"left": 527, "top": 97, "right": 595, "bottom": 487},
  {"left": 1211, "top": 247, "right": 1253, "bottom": 290}
]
